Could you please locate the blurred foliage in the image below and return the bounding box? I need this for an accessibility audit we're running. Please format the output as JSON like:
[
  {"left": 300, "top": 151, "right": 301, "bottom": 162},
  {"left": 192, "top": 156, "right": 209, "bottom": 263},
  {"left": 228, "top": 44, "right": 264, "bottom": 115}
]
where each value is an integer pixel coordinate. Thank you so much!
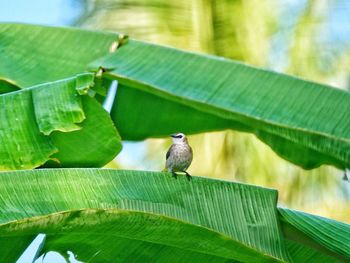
[{"left": 77, "top": 0, "right": 350, "bottom": 222}]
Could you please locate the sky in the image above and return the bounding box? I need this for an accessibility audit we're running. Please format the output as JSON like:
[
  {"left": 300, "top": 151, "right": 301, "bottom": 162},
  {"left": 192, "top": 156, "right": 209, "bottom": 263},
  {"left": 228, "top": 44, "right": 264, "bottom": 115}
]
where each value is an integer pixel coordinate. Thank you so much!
[{"left": 0, "top": 0, "right": 83, "bottom": 26}]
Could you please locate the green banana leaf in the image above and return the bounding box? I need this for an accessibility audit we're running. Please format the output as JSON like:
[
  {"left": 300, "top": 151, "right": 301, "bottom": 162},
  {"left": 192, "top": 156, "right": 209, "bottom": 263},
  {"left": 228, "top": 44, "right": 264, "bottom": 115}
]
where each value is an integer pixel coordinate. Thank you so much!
[
  {"left": 0, "top": 169, "right": 289, "bottom": 262},
  {"left": 0, "top": 23, "right": 349, "bottom": 263},
  {"left": 0, "top": 73, "right": 121, "bottom": 170},
  {"left": 0, "top": 169, "right": 348, "bottom": 262},
  {"left": 0, "top": 236, "right": 36, "bottom": 263},
  {"left": 0, "top": 78, "right": 19, "bottom": 94},
  {"left": 278, "top": 208, "right": 350, "bottom": 261},
  {"left": 1, "top": 209, "right": 281, "bottom": 263},
  {"left": 283, "top": 240, "right": 339, "bottom": 263},
  {"left": 0, "top": 23, "right": 349, "bottom": 171}
]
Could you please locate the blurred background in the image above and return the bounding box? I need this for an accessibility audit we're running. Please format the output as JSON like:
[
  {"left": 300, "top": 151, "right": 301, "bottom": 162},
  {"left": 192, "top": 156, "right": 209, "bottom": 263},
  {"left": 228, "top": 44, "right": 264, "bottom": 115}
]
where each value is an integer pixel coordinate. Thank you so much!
[{"left": 1, "top": 0, "right": 349, "bottom": 225}]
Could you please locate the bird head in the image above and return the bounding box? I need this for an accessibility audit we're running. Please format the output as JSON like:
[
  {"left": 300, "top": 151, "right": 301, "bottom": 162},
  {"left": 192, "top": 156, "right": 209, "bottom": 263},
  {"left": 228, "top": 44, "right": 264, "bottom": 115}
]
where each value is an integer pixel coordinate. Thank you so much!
[{"left": 170, "top": 133, "right": 187, "bottom": 144}]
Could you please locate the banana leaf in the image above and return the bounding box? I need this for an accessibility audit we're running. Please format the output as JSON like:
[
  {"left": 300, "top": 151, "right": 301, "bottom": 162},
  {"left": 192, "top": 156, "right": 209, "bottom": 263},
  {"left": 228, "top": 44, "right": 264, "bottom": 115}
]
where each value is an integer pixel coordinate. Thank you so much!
[
  {"left": 1, "top": 209, "right": 282, "bottom": 263},
  {"left": 0, "top": 169, "right": 348, "bottom": 262},
  {"left": 0, "top": 23, "right": 349, "bottom": 171},
  {"left": 0, "top": 73, "right": 121, "bottom": 170},
  {"left": 278, "top": 208, "right": 350, "bottom": 262}
]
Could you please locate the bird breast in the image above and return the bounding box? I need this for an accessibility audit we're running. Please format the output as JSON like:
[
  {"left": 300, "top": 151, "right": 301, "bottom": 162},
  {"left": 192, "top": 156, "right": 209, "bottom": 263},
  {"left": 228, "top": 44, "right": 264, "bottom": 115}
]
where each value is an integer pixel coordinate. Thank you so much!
[{"left": 166, "top": 144, "right": 193, "bottom": 172}]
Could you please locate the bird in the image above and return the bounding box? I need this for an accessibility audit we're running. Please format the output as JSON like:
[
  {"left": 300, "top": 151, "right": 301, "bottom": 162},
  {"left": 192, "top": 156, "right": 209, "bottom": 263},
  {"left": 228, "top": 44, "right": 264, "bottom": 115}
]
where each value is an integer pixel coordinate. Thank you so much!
[{"left": 165, "top": 133, "right": 193, "bottom": 181}]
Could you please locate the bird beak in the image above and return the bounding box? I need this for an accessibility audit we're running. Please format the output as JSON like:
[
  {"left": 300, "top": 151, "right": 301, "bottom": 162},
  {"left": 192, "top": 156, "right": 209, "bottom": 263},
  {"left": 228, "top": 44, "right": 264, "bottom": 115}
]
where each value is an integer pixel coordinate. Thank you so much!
[{"left": 170, "top": 133, "right": 177, "bottom": 138}]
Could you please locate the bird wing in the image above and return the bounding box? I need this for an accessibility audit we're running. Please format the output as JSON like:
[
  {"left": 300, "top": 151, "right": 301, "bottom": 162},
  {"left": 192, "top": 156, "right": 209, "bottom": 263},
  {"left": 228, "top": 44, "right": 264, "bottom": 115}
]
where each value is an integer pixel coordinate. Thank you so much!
[{"left": 166, "top": 145, "right": 174, "bottom": 160}]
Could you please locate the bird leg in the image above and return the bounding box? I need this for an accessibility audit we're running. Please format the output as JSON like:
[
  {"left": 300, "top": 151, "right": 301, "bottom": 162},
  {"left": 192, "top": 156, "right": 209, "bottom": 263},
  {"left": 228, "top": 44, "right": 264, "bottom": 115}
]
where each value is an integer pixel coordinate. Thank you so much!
[
  {"left": 183, "top": 171, "right": 192, "bottom": 181},
  {"left": 172, "top": 172, "right": 178, "bottom": 179}
]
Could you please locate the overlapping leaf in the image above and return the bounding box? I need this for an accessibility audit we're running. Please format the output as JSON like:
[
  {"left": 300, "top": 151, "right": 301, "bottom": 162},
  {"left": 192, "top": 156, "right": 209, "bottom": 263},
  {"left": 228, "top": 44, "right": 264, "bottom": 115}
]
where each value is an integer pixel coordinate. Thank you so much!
[
  {"left": 0, "top": 23, "right": 349, "bottom": 170},
  {"left": 279, "top": 208, "right": 350, "bottom": 262},
  {"left": 0, "top": 74, "right": 121, "bottom": 170},
  {"left": 1, "top": 209, "right": 282, "bottom": 263},
  {"left": 0, "top": 169, "right": 290, "bottom": 262},
  {"left": 102, "top": 44, "right": 350, "bottom": 170},
  {"left": 0, "top": 24, "right": 349, "bottom": 263},
  {"left": 0, "top": 78, "right": 19, "bottom": 94},
  {"left": 0, "top": 169, "right": 348, "bottom": 262}
]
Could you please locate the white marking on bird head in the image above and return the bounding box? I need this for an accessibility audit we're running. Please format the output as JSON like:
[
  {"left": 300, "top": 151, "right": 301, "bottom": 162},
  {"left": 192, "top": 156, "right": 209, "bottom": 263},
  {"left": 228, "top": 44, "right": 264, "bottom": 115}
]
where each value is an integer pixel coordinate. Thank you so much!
[{"left": 171, "top": 133, "right": 187, "bottom": 144}]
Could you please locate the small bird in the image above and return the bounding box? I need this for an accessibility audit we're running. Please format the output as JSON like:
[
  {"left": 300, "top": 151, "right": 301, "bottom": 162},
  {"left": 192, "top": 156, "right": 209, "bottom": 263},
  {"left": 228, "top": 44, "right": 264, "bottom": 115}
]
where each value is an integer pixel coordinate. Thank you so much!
[{"left": 165, "top": 133, "right": 193, "bottom": 181}]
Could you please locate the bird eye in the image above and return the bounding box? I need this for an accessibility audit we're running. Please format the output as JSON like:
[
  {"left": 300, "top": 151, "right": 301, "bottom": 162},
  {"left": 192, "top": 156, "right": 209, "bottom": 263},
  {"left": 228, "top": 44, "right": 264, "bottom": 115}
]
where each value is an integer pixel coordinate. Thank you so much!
[{"left": 171, "top": 133, "right": 184, "bottom": 139}]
